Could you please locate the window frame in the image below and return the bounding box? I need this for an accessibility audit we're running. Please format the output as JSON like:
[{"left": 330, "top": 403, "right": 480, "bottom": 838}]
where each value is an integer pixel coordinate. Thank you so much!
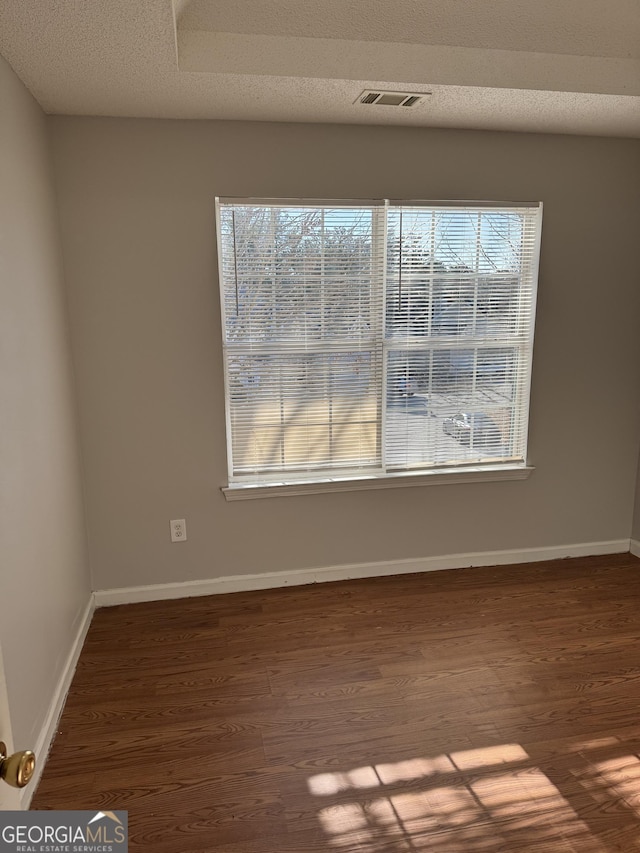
[{"left": 216, "top": 197, "right": 542, "bottom": 499}]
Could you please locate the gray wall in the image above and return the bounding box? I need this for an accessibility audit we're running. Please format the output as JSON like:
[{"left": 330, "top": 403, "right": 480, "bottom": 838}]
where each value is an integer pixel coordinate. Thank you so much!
[
  {"left": 0, "top": 56, "right": 91, "bottom": 748},
  {"left": 633, "top": 456, "right": 640, "bottom": 543},
  {"left": 49, "top": 117, "right": 640, "bottom": 591}
]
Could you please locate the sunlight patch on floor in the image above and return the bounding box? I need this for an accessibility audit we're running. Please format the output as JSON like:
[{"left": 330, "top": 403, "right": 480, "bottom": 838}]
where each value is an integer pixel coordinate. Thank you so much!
[{"left": 308, "top": 743, "right": 640, "bottom": 852}]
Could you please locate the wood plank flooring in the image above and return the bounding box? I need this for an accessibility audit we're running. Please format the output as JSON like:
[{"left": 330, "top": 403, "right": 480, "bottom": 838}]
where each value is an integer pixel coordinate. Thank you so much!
[{"left": 32, "top": 553, "right": 640, "bottom": 851}]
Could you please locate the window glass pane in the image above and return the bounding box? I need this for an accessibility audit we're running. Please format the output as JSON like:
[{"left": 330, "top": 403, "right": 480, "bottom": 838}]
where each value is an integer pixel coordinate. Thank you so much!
[
  {"left": 219, "top": 205, "right": 378, "bottom": 344},
  {"left": 228, "top": 352, "right": 380, "bottom": 475},
  {"left": 384, "top": 347, "right": 523, "bottom": 468}
]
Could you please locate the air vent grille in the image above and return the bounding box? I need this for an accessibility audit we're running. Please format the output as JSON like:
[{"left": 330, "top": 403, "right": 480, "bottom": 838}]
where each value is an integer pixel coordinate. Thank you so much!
[{"left": 356, "top": 90, "right": 428, "bottom": 108}]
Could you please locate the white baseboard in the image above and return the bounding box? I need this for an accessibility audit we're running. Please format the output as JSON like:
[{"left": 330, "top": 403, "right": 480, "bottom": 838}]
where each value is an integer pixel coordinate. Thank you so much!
[
  {"left": 94, "top": 538, "right": 632, "bottom": 608},
  {"left": 21, "top": 596, "right": 95, "bottom": 809},
  {"left": 630, "top": 539, "right": 640, "bottom": 558}
]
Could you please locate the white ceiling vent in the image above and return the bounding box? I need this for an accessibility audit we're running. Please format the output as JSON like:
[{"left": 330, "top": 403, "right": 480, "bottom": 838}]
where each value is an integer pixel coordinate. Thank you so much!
[{"left": 356, "top": 90, "right": 428, "bottom": 108}]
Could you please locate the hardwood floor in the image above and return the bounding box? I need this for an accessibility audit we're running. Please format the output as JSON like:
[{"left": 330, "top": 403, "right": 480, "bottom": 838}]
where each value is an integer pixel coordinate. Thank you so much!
[{"left": 33, "top": 553, "right": 640, "bottom": 852}]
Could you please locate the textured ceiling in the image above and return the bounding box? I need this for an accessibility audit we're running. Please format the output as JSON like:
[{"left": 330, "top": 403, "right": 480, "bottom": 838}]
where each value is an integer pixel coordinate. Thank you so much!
[{"left": 0, "top": 0, "right": 639, "bottom": 138}]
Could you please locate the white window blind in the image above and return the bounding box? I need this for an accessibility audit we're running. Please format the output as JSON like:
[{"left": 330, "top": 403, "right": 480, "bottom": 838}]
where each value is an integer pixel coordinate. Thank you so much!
[{"left": 216, "top": 198, "right": 542, "bottom": 487}]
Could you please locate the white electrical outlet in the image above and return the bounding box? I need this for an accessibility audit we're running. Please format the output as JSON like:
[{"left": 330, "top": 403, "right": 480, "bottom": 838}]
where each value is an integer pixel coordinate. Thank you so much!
[{"left": 170, "top": 518, "right": 187, "bottom": 542}]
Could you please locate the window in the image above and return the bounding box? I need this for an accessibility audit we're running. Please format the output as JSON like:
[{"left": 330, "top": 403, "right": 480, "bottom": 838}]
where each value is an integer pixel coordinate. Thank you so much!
[{"left": 216, "top": 199, "right": 542, "bottom": 496}]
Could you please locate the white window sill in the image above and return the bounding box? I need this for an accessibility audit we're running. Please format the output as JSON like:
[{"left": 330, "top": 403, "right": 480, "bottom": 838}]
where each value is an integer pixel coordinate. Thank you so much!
[{"left": 222, "top": 465, "right": 534, "bottom": 501}]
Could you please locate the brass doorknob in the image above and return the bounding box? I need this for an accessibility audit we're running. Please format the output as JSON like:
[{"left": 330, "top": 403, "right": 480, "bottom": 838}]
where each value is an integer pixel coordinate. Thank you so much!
[{"left": 0, "top": 741, "right": 36, "bottom": 788}]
